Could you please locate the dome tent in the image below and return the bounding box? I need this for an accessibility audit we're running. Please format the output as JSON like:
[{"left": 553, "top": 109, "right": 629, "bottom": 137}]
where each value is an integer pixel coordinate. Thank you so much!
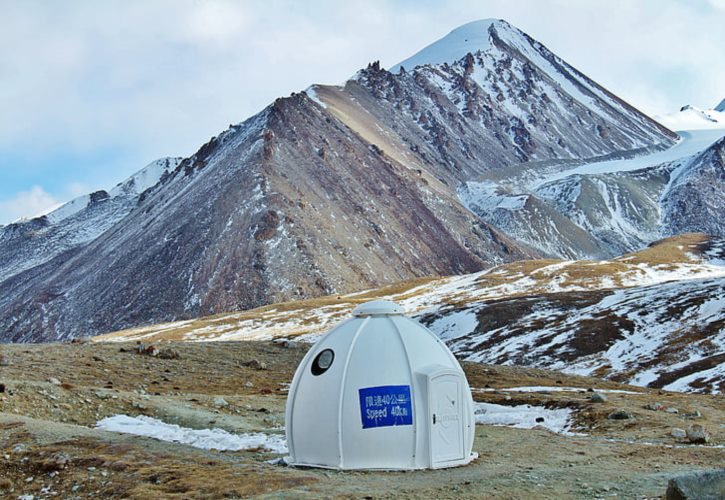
[{"left": 285, "top": 300, "right": 476, "bottom": 470}]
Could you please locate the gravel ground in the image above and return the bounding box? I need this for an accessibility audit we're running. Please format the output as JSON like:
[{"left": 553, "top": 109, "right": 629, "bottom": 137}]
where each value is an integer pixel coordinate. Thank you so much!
[{"left": 1, "top": 341, "right": 722, "bottom": 498}]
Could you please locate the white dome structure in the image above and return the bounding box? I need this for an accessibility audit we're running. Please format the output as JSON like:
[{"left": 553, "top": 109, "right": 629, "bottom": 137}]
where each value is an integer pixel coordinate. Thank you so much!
[{"left": 285, "top": 300, "right": 476, "bottom": 470}]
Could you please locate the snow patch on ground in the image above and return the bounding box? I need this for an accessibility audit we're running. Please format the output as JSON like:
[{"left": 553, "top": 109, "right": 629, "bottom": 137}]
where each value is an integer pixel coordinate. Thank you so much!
[
  {"left": 473, "top": 386, "right": 640, "bottom": 394},
  {"left": 428, "top": 309, "right": 479, "bottom": 341},
  {"left": 474, "top": 402, "right": 578, "bottom": 435},
  {"left": 96, "top": 415, "right": 287, "bottom": 453}
]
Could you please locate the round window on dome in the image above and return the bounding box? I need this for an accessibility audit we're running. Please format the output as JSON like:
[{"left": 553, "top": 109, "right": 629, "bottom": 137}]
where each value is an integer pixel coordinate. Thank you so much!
[{"left": 311, "top": 349, "right": 334, "bottom": 375}]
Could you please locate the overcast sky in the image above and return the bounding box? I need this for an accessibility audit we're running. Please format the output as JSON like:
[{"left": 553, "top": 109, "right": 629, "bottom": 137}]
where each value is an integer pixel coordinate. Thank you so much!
[{"left": 1, "top": 0, "right": 723, "bottom": 224}]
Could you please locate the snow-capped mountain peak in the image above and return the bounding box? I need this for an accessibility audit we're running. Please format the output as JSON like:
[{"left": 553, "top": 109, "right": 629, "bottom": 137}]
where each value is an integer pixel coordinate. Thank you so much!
[
  {"left": 715, "top": 98, "right": 725, "bottom": 112},
  {"left": 389, "top": 19, "right": 507, "bottom": 73}
]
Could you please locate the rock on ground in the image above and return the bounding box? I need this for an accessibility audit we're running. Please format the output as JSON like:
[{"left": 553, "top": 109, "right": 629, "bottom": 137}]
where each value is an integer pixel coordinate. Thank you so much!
[{"left": 666, "top": 469, "right": 725, "bottom": 500}]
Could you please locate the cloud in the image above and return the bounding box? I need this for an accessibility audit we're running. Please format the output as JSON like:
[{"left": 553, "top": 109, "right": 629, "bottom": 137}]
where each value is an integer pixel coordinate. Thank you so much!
[
  {"left": 0, "top": 182, "right": 92, "bottom": 225},
  {"left": 0, "top": 185, "right": 60, "bottom": 224}
]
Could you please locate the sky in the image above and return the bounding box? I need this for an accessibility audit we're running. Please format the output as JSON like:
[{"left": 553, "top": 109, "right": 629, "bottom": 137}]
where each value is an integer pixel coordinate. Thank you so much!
[{"left": 1, "top": 0, "right": 723, "bottom": 225}]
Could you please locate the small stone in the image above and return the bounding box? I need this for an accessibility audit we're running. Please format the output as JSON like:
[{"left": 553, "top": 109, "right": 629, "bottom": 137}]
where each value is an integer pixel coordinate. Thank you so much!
[
  {"left": 535, "top": 417, "right": 545, "bottom": 423},
  {"left": 41, "top": 451, "right": 70, "bottom": 471},
  {"left": 26, "top": 476, "right": 34, "bottom": 482},
  {"left": 684, "top": 410, "right": 702, "bottom": 419},
  {"left": 243, "top": 359, "right": 268, "bottom": 370},
  {"left": 645, "top": 402, "right": 664, "bottom": 411},
  {"left": 47, "top": 377, "right": 61, "bottom": 385},
  {"left": 244, "top": 381, "right": 254, "bottom": 388},
  {"left": 273, "top": 338, "right": 297, "bottom": 349},
  {"left": 0, "top": 353, "right": 10, "bottom": 366},
  {"left": 158, "top": 348, "right": 180, "bottom": 360},
  {"left": 608, "top": 409, "right": 633, "bottom": 420},
  {"left": 213, "top": 397, "right": 228, "bottom": 408},
  {"left": 95, "top": 390, "right": 111, "bottom": 400},
  {"left": 670, "top": 428, "right": 686, "bottom": 439},
  {"left": 590, "top": 392, "right": 607, "bottom": 403},
  {"left": 686, "top": 424, "right": 710, "bottom": 444},
  {"left": 665, "top": 407, "right": 679, "bottom": 414}
]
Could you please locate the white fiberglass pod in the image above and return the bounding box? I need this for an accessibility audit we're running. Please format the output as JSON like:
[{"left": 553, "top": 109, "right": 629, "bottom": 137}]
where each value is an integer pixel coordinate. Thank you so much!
[{"left": 285, "top": 300, "right": 476, "bottom": 470}]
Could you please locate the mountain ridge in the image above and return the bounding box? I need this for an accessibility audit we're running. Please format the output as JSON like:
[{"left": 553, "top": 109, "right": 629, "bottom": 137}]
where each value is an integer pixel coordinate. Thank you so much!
[{"left": 0, "top": 19, "right": 692, "bottom": 342}]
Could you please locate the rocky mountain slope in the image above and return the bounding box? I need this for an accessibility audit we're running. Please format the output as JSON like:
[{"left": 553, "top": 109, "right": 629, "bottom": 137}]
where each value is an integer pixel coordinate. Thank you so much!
[
  {"left": 0, "top": 158, "right": 181, "bottom": 285},
  {"left": 0, "top": 19, "right": 677, "bottom": 342},
  {"left": 463, "top": 126, "right": 725, "bottom": 259},
  {"left": 100, "top": 234, "right": 725, "bottom": 395}
]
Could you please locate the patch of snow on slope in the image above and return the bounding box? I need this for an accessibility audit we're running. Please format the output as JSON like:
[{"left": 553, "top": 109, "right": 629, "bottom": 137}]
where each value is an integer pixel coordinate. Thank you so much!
[
  {"left": 43, "top": 195, "right": 91, "bottom": 224},
  {"left": 474, "top": 402, "right": 578, "bottom": 435},
  {"left": 304, "top": 85, "right": 327, "bottom": 109},
  {"left": 428, "top": 309, "right": 479, "bottom": 341},
  {"left": 458, "top": 181, "right": 528, "bottom": 213},
  {"left": 663, "top": 364, "right": 725, "bottom": 393},
  {"left": 110, "top": 158, "right": 180, "bottom": 197},
  {"left": 97, "top": 415, "right": 287, "bottom": 453}
]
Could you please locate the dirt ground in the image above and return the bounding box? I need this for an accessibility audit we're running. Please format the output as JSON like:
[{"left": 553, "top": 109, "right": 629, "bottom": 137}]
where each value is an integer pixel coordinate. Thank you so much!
[{"left": 1, "top": 341, "right": 722, "bottom": 499}]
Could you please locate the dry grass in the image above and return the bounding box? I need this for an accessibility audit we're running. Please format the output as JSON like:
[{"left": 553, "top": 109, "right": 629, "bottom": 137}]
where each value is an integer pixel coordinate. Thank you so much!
[
  {"left": 95, "top": 234, "right": 720, "bottom": 344},
  {"left": 616, "top": 233, "right": 710, "bottom": 265}
]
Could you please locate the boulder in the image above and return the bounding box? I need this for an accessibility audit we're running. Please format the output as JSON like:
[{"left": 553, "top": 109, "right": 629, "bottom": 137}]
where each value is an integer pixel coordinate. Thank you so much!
[
  {"left": 158, "top": 348, "right": 181, "bottom": 360},
  {"left": 608, "top": 409, "right": 633, "bottom": 420},
  {"left": 666, "top": 469, "right": 724, "bottom": 499},
  {"left": 670, "top": 428, "right": 686, "bottom": 439},
  {"left": 590, "top": 392, "right": 607, "bottom": 403},
  {"left": 686, "top": 424, "right": 710, "bottom": 444}
]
